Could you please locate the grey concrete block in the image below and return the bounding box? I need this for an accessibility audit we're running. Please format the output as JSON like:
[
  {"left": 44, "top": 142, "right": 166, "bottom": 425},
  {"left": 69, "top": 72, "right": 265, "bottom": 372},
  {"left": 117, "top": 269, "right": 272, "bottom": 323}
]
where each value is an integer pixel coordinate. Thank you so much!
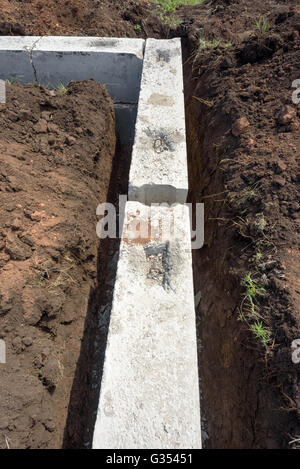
[
  {"left": 93, "top": 202, "right": 201, "bottom": 449},
  {"left": 0, "top": 37, "right": 144, "bottom": 102},
  {"left": 0, "top": 36, "right": 145, "bottom": 144},
  {"left": 114, "top": 103, "right": 138, "bottom": 144},
  {"left": 32, "top": 37, "right": 144, "bottom": 103},
  {"left": 0, "top": 80, "right": 6, "bottom": 103},
  {"left": 128, "top": 38, "right": 189, "bottom": 205}
]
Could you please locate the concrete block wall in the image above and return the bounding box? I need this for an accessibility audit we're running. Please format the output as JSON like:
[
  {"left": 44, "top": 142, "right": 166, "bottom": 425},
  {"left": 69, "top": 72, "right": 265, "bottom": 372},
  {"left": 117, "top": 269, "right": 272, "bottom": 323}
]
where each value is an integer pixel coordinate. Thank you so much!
[
  {"left": 128, "top": 38, "right": 188, "bottom": 205},
  {"left": 93, "top": 202, "right": 201, "bottom": 449},
  {"left": 0, "top": 37, "right": 145, "bottom": 144},
  {"left": 93, "top": 39, "right": 201, "bottom": 449}
]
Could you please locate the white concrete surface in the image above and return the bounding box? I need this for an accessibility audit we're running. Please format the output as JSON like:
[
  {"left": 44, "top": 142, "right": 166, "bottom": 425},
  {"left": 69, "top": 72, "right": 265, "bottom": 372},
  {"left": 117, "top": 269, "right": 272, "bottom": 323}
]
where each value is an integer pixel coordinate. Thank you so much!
[
  {"left": 128, "top": 38, "right": 188, "bottom": 205},
  {"left": 93, "top": 202, "right": 201, "bottom": 449},
  {"left": 0, "top": 80, "right": 5, "bottom": 103},
  {"left": 30, "top": 36, "right": 144, "bottom": 56},
  {"left": 0, "top": 36, "right": 145, "bottom": 143}
]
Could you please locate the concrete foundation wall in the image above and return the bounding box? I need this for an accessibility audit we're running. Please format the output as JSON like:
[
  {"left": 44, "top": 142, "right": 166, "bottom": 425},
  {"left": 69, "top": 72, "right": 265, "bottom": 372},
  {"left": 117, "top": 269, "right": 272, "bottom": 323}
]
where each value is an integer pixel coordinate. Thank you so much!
[
  {"left": 0, "top": 37, "right": 145, "bottom": 143},
  {"left": 93, "top": 39, "right": 201, "bottom": 449},
  {"left": 93, "top": 202, "right": 201, "bottom": 449},
  {"left": 128, "top": 38, "right": 189, "bottom": 205}
]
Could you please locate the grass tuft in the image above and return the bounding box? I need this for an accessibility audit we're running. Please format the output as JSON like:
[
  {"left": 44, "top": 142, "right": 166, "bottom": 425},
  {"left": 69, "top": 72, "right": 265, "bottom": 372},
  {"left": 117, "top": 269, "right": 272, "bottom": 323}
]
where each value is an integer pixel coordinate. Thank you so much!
[
  {"left": 250, "top": 321, "right": 270, "bottom": 346},
  {"left": 56, "top": 82, "right": 69, "bottom": 95},
  {"left": 239, "top": 273, "right": 271, "bottom": 348},
  {"left": 242, "top": 272, "right": 265, "bottom": 304},
  {"left": 199, "top": 37, "right": 221, "bottom": 50},
  {"left": 150, "top": 0, "right": 203, "bottom": 13},
  {"left": 254, "top": 16, "right": 270, "bottom": 36}
]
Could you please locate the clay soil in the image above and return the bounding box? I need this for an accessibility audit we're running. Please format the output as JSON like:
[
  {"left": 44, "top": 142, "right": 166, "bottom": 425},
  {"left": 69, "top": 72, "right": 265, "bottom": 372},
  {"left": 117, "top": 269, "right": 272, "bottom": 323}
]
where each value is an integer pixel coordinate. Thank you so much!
[
  {"left": 0, "top": 0, "right": 299, "bottom": 449},
  {"left": 0, "top": 80, "right": 115, "bottom": 448}
]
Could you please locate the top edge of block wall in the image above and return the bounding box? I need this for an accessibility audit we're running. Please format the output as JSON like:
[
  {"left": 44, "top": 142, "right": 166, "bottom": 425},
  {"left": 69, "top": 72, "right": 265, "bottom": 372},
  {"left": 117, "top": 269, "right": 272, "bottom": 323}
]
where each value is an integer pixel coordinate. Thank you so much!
[{"left": 0, "top": 36, "right": 146, "bottom": 59}]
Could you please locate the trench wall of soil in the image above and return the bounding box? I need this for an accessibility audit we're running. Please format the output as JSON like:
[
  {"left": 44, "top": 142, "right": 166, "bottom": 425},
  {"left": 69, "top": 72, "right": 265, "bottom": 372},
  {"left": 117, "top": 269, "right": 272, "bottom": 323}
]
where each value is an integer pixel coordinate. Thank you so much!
[
  {"left": 185, "top": 81, "right": 262, "bottom": 448},
  {"left": 0, "top": 80, "right": 117, "bottom": 449},
  {"left": 183, "top": 33, "right": 300, "bottom": 447}
]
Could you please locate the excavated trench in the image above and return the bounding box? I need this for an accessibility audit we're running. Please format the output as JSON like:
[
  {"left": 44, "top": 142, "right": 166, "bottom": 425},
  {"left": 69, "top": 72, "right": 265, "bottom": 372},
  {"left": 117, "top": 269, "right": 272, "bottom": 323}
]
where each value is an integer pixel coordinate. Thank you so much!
[
  {"left": 62, "top": 63, "right": 246, "bottom": 450},
  {"left": 62, "top": 76, "right": 251, "bottom": 449},
  {"left": 184, "top": 81, "right": 255, "bottom": 448},
  {"left": 0, "top": 0, "right": 298, "bottom": 446},
  {"left": 62, "top": 139, "right": 132, "bottom": 449},
  {"left": 63, "top": 47, "right": 268, "bottom": 449},
  {"left": 30, "top": 38, "right": 291, "bottom": 449},
  {"left": 182, "top": 41, "right": 297, "bottom": 448}
]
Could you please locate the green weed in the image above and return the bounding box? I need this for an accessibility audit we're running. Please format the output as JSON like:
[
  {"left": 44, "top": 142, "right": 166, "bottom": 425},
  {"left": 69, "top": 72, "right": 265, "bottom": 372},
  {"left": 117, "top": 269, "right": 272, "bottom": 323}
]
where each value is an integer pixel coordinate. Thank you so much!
[
  {"left": 150, "top": 0, "right": 203, "bottom": 13},
  {"left": 241, "top": 272, "right": 265, "bottom": 318},
  {"left": 56, "top": 82, "right": 69, "bottom": 95},
  {"left": 254, "top": 16, "right": 269, "bottom": 36},
  {"left": 250, "top": 321, "right": 270, "bottom": 346}
]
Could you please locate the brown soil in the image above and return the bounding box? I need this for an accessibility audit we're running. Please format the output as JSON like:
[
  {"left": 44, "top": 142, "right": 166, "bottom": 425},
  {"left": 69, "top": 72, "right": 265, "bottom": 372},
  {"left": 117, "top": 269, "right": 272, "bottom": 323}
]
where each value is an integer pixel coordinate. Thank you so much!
[
  {"left": 0, "top": 0, "right": 162, "bottom": 38},
  {"left": 0, "top": 80, "right": 116, "bottom": 448},
  {"left": 0, "top": 0, "right": 299, "bottom": 450},
  {"left": 175, "top": 0, "right": 300, "bottom": 449}
]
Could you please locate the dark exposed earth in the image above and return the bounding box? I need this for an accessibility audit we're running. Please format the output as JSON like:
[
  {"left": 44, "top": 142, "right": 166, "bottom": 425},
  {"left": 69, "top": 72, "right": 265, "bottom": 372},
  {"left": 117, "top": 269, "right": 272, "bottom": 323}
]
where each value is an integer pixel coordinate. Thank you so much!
[
  {"left": 0, "top": 0, "right": 299, "bottom": 449},
  {"left": 0, "top": 79, "right": 115, "bottom": 448}
]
